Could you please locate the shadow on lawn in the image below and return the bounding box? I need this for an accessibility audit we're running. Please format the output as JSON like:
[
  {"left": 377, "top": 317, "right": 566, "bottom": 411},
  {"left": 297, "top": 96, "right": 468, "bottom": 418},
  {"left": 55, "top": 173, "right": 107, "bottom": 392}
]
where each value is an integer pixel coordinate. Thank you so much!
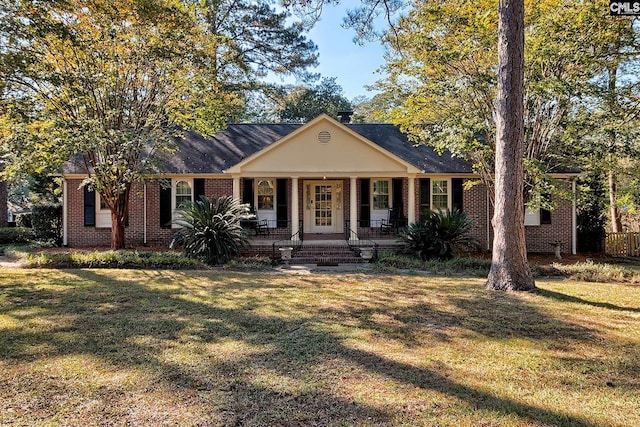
[
  {"left": 537, "top": 288, "right": 640, "bottom": 313},
  {"left": 0, "top": 269, "right": 608, "bottom": 426}
]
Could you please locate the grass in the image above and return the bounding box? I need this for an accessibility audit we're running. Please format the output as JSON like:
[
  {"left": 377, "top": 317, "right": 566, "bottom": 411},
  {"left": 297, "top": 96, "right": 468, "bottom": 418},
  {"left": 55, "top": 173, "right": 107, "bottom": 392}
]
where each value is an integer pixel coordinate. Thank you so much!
[
  {"left": 377, "top": 252, "right": 640, "bottom": 283},
  {"left": 0, "top": 269, "right": 638, "bottom": 426},
  {"left": 3, "top": 246, "right": 205, "bottom": 269}
]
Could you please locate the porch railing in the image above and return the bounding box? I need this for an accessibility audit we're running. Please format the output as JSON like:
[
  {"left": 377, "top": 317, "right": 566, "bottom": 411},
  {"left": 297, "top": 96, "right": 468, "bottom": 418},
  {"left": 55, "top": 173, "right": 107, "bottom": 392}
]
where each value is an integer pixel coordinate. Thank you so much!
[
  {"left": 345, "top": 220, "right": 406, "bottom": 239},
  {"left": 344, "top": 225, "right": 379, "bottom": 261},
  {"left": 242, "top": 219, "right": 298, "bottom": 240},
  {"left": 271, "top": 230, "right": 303, "bottom": 262},
  {"left": 604, "top": 232, "right": 640, "bottom": 257}
]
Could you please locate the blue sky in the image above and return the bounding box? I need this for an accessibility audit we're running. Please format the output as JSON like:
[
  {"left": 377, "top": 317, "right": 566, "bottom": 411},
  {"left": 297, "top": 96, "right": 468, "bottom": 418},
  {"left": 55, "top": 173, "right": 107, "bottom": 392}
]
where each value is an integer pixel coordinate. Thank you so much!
[
  {"left": 307, "top": 3, "right": 386, "bottom": 100},
  {"left": 270, "top": 2, "right": 387, "bottom": 101}
]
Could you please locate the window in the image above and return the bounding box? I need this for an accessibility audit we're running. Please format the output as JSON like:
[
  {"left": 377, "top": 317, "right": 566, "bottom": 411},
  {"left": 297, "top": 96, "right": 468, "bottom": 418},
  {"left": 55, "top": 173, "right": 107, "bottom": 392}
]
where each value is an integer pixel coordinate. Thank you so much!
[
  {"left": 96, "top": 193, "right": 111, "bottom": 228},
  {"left": 372, "top": 180, "right": 390, "bottom": 209},
  {"left": 175, "top": 181, "right": 192, "bottom": 209},
  {"left": 524, "top": 207, "right": 540, "bottom": 226},
  {"left": 432, "top": 180, "right": 448, "bottom": 210},
  {"left": 257, "top": 179, "right": 274, "bottom": 210}
]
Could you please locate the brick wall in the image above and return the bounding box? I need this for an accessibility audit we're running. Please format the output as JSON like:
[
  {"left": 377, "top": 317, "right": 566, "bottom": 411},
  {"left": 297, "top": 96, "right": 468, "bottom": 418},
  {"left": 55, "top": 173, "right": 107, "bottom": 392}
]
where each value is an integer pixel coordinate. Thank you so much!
[
  {"left": 524, "top": 195, "right": 573, "bottom": 254},
  {"left": 463, "top": 180, "right": 574, "bottom": 254},
  {"left": 464, "top": 183, "right": 490, "bottom": 251},
  {"left": 66, "top": 175, "right": 574, "bottom": 253},
  {"left": 0, "top": 180, "right": 7, "bottom": 227},
  {"left": 67, "top": 178, "right": 233, "bottom": 247},
  {"left": 66, "top": 178, "right": 144, "bottom": 247}
]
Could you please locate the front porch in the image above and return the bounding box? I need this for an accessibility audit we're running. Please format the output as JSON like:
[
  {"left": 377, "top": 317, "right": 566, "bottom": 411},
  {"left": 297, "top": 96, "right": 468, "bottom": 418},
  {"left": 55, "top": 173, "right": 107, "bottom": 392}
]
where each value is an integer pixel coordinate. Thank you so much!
[
  {"left": 241, "top": 233, "right": 403, "bottom": 266},
  {"left": 241, "top": 218, "right": 408, "bottom": 242}
]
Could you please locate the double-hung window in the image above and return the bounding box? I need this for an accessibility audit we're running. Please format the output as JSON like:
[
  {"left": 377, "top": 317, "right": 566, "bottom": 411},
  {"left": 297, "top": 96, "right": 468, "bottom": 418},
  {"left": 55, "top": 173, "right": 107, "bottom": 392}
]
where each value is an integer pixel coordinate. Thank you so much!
[
  {"left": 175, "top": 181, "right": 192, "bottom": 209},
  {"left": 372, "top": 180, "right": 390, "bottom": 210},
  {"left": 96, "top": 194, "right": 112, "bottom": 228},
  {"left": 432, "top": 180, "right": 449, "bottom": 211},
  {"left": 257, "top": 179, "right": 275, "bottom": 210},
  {"left": 172, "top": 180, "right": 193, "bottom": 227}
]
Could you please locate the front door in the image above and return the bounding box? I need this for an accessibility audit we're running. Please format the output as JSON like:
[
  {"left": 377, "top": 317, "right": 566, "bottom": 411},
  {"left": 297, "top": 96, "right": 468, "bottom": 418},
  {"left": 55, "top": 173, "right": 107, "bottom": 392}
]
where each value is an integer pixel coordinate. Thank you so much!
[{"left": 305, "top": 180, "right": 343, "bottom": 233}]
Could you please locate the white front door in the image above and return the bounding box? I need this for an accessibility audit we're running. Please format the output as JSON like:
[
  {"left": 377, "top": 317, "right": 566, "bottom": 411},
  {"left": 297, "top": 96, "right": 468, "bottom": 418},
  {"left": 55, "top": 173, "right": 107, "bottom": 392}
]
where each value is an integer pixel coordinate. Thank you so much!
[{"left": 305, "top": 180, "right": 343, "bottom": 233}]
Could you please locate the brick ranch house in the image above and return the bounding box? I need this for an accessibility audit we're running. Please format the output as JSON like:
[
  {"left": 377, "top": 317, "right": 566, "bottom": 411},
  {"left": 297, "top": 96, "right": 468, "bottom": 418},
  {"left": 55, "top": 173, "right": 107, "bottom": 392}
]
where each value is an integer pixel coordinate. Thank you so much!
[{"left": 61, "top": 114, "right": 578, "bottom": 254}]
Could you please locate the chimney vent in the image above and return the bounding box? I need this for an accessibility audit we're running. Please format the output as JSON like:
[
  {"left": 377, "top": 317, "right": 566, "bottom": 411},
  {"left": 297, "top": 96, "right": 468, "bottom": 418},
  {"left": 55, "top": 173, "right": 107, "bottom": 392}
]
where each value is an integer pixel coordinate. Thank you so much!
[{"left": 337, "top": 111, "right": 353, "bottom": 123}]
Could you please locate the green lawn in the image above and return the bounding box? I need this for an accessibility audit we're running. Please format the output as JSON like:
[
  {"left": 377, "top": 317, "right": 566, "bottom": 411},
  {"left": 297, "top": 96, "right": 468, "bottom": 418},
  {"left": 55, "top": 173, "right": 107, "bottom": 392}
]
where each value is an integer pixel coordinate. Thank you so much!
[{"left": 0, "top": 268, "right": 638, "bottom": 426}]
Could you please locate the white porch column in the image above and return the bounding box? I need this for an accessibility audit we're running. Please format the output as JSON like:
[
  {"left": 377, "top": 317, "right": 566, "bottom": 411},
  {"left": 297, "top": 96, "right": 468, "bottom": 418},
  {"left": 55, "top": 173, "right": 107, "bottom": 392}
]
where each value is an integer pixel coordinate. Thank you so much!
[
  {"left": 407, "top": 175, "right": 416, "bottom": 224},
  {"left": 232, "top": 176, "right": 241, "bottom": 201},
  {"left": 291, "top": 176, "right": 299, "bottom": 240},
  {"left": 350, "top": 176, "right": 358, "bottom": 240}
]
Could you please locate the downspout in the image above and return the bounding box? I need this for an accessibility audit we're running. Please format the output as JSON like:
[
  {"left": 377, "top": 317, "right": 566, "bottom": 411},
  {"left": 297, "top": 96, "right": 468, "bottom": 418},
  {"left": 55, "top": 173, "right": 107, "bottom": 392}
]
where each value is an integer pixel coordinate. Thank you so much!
[
  {"left": 143, "top": 181, "right": 147, "bottom": 246},
  {"left": 62, "top": 179, "right": 68, "bottom": 246},
  {"left": 572, "top": 180, "right": 577, "bottom": 255}
]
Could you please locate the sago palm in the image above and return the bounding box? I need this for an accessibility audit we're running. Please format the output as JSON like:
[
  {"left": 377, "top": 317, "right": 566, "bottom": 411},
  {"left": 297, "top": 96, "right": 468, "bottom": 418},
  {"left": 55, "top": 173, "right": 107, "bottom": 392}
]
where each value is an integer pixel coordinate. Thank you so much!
[{"left": 170, "top": 196, "right": 252, "bottom": 264}]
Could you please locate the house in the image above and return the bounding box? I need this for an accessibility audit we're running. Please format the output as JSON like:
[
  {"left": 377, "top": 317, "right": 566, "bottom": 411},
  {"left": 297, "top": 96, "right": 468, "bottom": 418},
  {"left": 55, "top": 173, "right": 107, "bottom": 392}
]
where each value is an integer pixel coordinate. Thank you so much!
[{"left": 61, "top": 114, "right": 577, "bottom": 254}]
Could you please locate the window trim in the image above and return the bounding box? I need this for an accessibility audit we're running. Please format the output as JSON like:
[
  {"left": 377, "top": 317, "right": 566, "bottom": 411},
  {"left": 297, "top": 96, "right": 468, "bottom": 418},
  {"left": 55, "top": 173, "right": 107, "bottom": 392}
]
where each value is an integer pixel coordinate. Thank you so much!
[
  {"left": 431, "top": 178, "right": 451, "bottom": 211},
  {"left": 371, "top": 179, "right": 392, "bottom": 211}
]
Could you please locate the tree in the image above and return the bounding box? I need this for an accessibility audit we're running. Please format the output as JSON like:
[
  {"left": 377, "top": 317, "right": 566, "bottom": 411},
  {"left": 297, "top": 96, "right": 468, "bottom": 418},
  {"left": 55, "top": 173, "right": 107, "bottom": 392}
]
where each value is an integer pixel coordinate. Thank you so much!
[
  {"left": 275, "top": 77, "right": 353, "bottom": 123},
  {"left": 486, "top": 0, "right": 535, "bottom": 291},
  {"left": 198, "top": 0, "right": 318, "bottom": 96},
  {"left": 1, "top": 0, "right": 239, "bottom": 249},
  {"left": 377, "top": 0, "right": 600, "bottom": 202},
  {"left": 570, "top": 12, "right": 640, "bottom": 232},
  {"left": 0, "top": 0, "right": 317, "bottom": 249}
]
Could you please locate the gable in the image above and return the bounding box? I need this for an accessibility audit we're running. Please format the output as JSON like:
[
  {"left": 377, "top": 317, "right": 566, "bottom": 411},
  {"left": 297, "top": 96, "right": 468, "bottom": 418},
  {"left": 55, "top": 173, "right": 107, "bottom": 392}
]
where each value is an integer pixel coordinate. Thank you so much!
[{"left": 226, "top": 116, "right": 421, "bottom": 175}]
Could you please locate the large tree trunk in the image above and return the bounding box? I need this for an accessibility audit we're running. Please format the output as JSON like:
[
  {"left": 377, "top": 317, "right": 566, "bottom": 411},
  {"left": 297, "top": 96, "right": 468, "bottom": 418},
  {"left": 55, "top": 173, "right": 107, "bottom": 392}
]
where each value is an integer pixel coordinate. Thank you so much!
[
  {"left": 609, "top": 170, "right": 623, "bottom": 232},
  {"left": 486, "top": 0, "right": 535, "bottom": 291},
  {"left": 109, "top": 185, "right": 131, "bottom": 250},
  {"left": 111, "top": 210, "right": 126, "bottom": 250}
]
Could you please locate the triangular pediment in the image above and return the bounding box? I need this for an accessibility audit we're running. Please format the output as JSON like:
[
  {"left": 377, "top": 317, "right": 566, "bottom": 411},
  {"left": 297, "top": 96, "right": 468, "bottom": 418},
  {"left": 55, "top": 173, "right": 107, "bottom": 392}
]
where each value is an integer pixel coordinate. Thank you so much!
[{"left": 225, "top": 115, "right": 420, "bottom": 175}]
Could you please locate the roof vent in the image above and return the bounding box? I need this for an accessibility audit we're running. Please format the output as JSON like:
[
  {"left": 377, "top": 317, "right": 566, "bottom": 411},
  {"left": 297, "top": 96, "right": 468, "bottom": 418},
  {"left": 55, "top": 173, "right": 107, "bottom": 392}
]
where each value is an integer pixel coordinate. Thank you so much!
[
  {"left": 317, "top": 130, "right": 331, "bottom": 143},
  {"left": 337, "top": 111, "right": 353, "bottom": 123}
]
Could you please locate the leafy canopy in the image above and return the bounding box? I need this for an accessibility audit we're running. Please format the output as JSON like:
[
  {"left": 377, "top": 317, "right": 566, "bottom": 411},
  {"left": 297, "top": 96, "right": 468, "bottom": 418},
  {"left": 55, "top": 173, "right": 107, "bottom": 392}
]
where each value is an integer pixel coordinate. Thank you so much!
[{"left": 377, "top": 0, "right": 622, "bottom": 204}]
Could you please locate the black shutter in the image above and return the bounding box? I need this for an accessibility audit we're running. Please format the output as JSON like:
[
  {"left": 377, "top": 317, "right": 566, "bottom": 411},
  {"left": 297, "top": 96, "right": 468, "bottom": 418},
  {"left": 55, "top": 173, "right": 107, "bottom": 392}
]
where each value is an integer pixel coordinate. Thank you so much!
[
  {"left": 359, "top": 178, "right": 370, "bottom": 227},
  {"left": 452, "top": 178, "right": 464, "bottom": 212},
  {"left": 84, "top": 186, "right": 95, "bottom": 226},
  {"left": 419, "top": 178, "right": 431, "bottom": 220},
  {"left": 276, "top": 179, "right": 288, "bottom": 228},
  {"left": 541, "top": 208, "right": 552, "bottom": 224},
  {"left": 242, "top": 178, "right": 254, "bottom": 210},
  {"left": 160, "top": 180, "right": 172, "bottom": 229},
  {"left": 392, "top": 178, "right": 404, "bottom": 224},
  {"left": 194, "top": 178, "right": 205, "bottom": 201}
]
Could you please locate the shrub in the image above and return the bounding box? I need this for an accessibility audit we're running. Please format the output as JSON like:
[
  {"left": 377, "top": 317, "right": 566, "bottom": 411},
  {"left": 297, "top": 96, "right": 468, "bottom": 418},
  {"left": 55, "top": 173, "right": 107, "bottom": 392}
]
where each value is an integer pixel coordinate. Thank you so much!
[
  {"left": 22, "top": 250, "right": 204, "bottom": 269},
  {"left": 15, "top": 213, "right": 32, "bottom": 228},
  {"left": 170, "top": 195, "right": 252, "bottom": 265},
  {"left": 0, "top": 227, "right": 33, "bottom": 244},
  {"left": 401, "top": 209, "right": 478, "bottom": 260},
  {"left": 32, "top": 203, "right": 62, "bottom": 245}
]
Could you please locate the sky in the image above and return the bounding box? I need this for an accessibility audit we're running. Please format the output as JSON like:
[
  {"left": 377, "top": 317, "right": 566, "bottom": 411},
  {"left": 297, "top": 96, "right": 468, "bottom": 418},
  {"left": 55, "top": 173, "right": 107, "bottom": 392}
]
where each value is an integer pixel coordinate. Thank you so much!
[{"left": 271, "top": 2, "right": 388, "bottom": 101}]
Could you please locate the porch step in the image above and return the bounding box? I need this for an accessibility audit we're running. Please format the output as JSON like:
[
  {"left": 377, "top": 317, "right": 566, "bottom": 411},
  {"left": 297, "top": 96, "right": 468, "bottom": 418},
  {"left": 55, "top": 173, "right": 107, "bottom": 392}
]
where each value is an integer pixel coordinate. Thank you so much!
[{"left": 291, "top": 244, "right": 365, "bottom": 265}]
